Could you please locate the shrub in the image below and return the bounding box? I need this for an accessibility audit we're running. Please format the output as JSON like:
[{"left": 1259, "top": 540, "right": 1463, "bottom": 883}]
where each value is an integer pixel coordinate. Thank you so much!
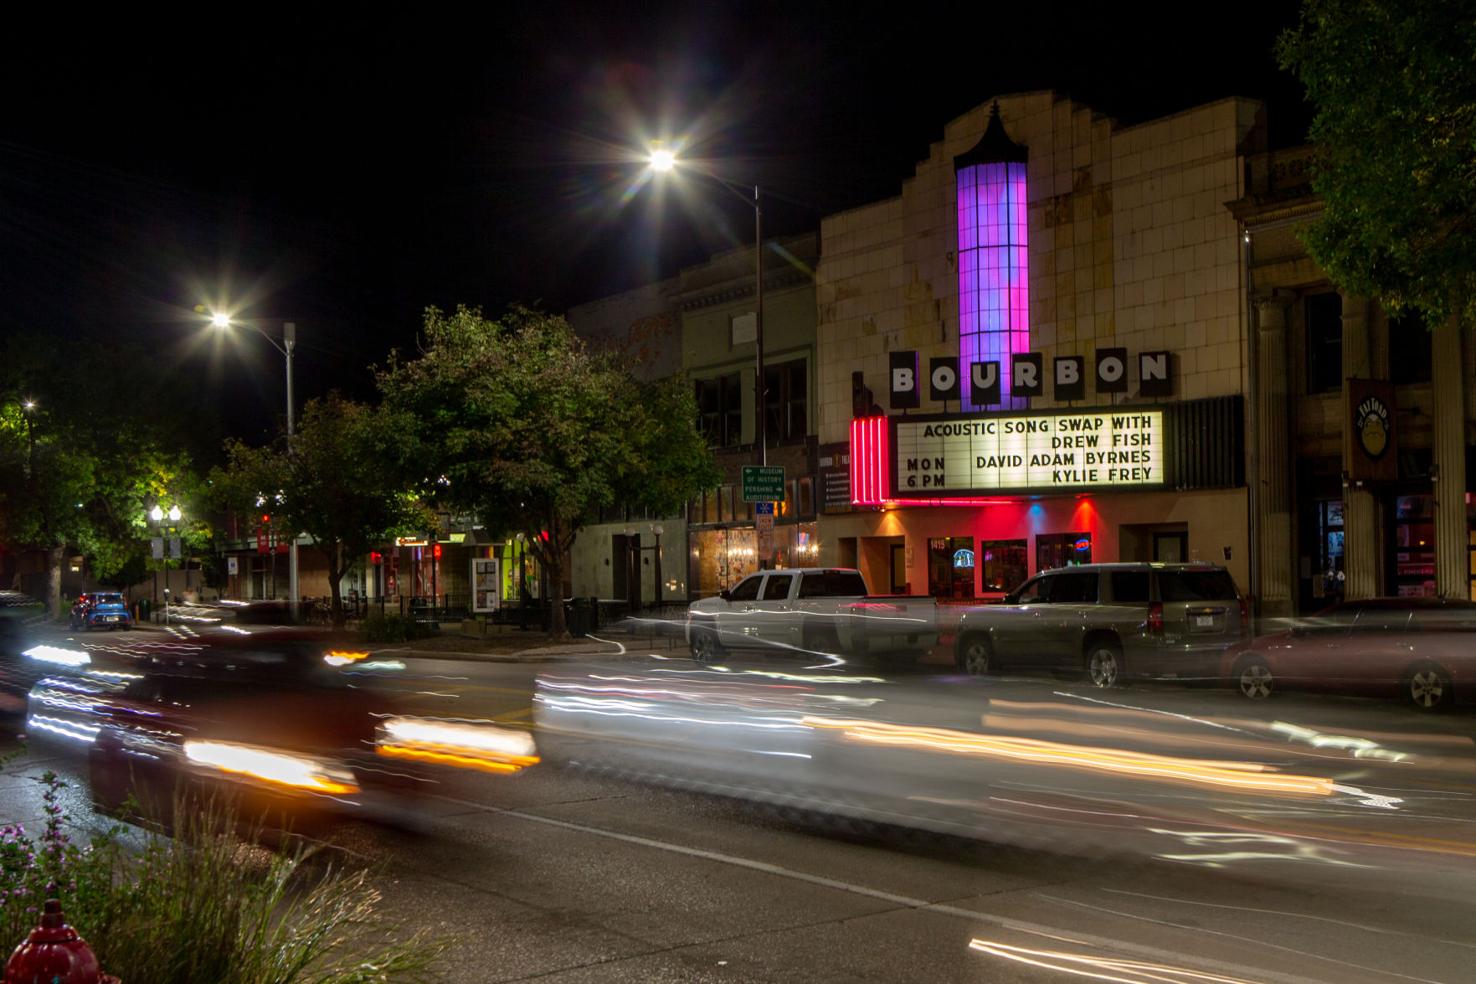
[
  {"left": 360, "top": 613, "right": 437, "bottom": 643},
  {"left": 0, "top": 772, "right": 445, "bottom": 983}
]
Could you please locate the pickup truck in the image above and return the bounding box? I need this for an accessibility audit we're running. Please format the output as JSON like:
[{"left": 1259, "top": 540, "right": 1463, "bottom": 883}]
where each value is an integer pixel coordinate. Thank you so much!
[{"left": 686, "top": 567, "right": 938, "bottom": 664}]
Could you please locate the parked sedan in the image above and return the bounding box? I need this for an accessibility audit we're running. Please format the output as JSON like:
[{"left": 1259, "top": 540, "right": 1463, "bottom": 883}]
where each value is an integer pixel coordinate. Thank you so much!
[
  {"left": 1225, "top": 598, "right": 1476, "bottom": 709},
  {"left": 69, "top": 592, "right": 133, "bottom": 631}
]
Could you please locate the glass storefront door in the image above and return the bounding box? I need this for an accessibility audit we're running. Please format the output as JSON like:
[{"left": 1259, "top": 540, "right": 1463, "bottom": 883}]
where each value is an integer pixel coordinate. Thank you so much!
[
  {"left": 1392, "top": 494, "right": 1436, "bottom": 597},
  {"left": 928, "top": 537, "right": 975, "bottom": 598}
]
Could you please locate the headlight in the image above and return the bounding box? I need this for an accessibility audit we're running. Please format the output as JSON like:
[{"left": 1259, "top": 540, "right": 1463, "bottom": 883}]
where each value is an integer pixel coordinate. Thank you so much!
[
  {"left": 376, "top": 716, "right": 539, "bottom": 774},
  {"left": 183, "top": 740, "right": 359, "bottom": 795}
]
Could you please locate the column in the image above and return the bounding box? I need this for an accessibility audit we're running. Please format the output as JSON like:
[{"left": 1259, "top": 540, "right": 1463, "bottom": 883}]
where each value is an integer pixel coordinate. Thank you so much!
[
  {"left": 1432, "top": 315, "right": 1468, "bottom": 598},
  {"left": 1341, "top": 292, "right": 1378, "bottom": 600},
  {"left": 1256, "top": 295, "right": 1294, "bottom": 616}
]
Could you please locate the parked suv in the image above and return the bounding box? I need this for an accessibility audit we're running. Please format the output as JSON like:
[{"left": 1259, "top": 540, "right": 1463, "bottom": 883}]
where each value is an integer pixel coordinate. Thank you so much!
[
  {"left": 69, "top": 592, "right": 133, "bottom": 631},
  {"left": 954, "top": 563, "right": 1247, "bottom": 687}
]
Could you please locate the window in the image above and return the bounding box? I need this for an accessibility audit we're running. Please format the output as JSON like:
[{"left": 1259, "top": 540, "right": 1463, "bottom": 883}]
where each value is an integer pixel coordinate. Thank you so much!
[
  {"left": 1036, "top": 532, "right": 1092, "bottom": 571},
  {"left": 1306, "top": 292, "right": 1344, "bottom": 394},
  {"left": 728, "top": 576, "right": 762, "bottom": 601},
  {"left": 798, "top": 570, "right": 868, "bottom": 598},
  {"left": 1109, "top": 571, "right": 1150, "bottom": 603},
  {"left": 956, "top": 159, "right": 1029, "bottom": 409},
  {"left": 980, "top": 540, "right": 1027, "bottom": 593},
  {"left": 1158, "top": 570, "right": 1239, "bottom": 602},
  {"left": 761, "top": 574, "right": 794, "bottom": 600},
  {"left": 763, "top": 359, "right": 808, "bottom": 443},
  {"left": 1390, "top": 312, "right": 1432, "bottom": 384},
  {"left": 696, "top": 373, "right": 743, "bottom": 447},
  {"left": 928, "top": 536, "right": 975, "bottom": 598},
  {"left": 797, "top": 477, "right": 815, "bottom": 518},
  {"left": 1011, "top": 576, "right": 1050, "bottom": 604},
  {"left": 1050, "top": 571, "right": 1099, "bottom": 604}
]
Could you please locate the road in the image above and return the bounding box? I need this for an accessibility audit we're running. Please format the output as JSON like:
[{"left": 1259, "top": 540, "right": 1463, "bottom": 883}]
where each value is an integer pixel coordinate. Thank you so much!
[{"left": 6, "top": 628, "right": 1476, "bottom": 983}]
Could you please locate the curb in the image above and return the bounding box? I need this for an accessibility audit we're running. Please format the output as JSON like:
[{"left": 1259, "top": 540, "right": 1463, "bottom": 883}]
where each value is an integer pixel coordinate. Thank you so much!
[{"left": 374, "top": 644, "right": 668, "bottom": 664}]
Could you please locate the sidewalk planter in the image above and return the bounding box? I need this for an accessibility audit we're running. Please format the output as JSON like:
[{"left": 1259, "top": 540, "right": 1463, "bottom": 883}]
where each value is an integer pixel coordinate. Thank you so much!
[{"left": 459, "top": 618, "right": 488, "bottom": 639}]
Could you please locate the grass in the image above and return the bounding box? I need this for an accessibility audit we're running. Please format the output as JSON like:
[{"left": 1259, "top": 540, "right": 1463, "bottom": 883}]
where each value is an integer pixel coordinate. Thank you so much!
[{"left": 1, "top": 771, "right": 448, "bottom": 983}]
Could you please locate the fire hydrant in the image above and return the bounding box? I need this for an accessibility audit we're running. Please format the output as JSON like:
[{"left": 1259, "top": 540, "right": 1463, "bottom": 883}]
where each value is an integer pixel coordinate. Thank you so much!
[{"left": 4, "top": 897, "right": 118, "bottom": 984}]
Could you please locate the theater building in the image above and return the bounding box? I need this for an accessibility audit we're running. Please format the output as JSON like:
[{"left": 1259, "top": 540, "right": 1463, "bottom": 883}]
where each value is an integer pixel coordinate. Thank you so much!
[{"left": 816, "top": 92, "right": 1257, "bottom": 601}]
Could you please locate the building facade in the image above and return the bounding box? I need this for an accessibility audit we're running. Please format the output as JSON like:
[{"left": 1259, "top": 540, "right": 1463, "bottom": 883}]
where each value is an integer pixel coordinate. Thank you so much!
[
  {"left": 1231, "top": 146, "right": 1476, "bottom": 612},
  {"left": 567, "top": 232, "right": 821, "bottom": 604},
  {"left": 817, "top": 92, "right": 1256, "bottom": 601}
]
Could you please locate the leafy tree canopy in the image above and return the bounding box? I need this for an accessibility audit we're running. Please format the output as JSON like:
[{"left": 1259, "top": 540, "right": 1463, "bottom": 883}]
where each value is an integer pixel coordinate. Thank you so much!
[
  {"left": 212, "top": 393, "right": 429, "bottom": 624},
  {"left": 377, "top": 305, "right": 717, "bottom": 636},
  {"left": 1279, "top": 0, "right": 1476, "bottom": 326}
]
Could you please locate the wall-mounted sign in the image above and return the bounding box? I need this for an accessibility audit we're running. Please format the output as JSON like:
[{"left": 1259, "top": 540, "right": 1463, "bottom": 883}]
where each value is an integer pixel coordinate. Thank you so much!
[
  {"left": 887, "top": 348, "right": 1173, "bottom": 407},
  {"left": 396, "top": 537, "right": 428, "bottom": 547},
  {"left": 227, "top": 556, "right": 239, "bottom": 576},
  {"left": 818, "top": 442, "right": 852, "bottom": 514},
  {"left": 1346, "top": 378, "right": 1397, "bottom": 482},
  {"left": 893, "top": 408, "right": 1165, "bottom": 494}
]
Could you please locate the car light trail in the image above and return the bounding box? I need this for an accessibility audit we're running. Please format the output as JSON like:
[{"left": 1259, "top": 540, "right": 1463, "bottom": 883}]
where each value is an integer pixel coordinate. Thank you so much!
[
  {"left": 376, "top": 716, "right": 540, "bottom": 773},
  {"left": 968, "top": 938, "right": 1262, "bottom": 983},
  {"left": 22, "top": 645, "right": 90, "bottom": 667},
  {"left": 802, "top": 717, "right": 1334, "bottom": 797},
  {"left": 183, "top": 740, "right": 359, "bottom": 795}
]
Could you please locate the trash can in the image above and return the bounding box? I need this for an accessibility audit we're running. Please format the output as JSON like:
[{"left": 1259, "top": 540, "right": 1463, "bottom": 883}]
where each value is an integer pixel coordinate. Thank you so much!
[{"left": 566, "top": 597, "right": 591, "bottom": 638}]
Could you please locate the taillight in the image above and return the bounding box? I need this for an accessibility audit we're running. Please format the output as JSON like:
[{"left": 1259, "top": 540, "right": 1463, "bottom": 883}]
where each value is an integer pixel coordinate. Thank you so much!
[{"left": 1147, "top": 602, "right": 1164, "bottom": 635}]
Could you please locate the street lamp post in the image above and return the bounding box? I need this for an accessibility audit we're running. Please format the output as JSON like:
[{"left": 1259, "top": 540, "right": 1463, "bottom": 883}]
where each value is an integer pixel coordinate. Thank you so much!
[
  {"left": 211, "top": 314, "right": 298, "bottom": 610},
  {"left": 147, "top": 503, "right": 182, "bottom": 624},
  {"left": 646, "top": 151, "right": 766, "bottom": 467}
]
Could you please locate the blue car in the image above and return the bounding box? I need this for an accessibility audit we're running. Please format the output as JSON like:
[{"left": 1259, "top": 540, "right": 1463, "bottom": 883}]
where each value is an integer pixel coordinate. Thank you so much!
[{"left": 69, "top": 592, "right": 133, "bottom": 631}]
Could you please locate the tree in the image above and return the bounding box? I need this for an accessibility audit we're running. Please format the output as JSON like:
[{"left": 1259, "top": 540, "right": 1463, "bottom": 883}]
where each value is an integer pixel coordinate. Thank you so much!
[
  {"left": 0, "top": 338, "right": 212, "bottom": 614},
  {"left": 213, "top": 394, "right": 428, "bottom": 626},
  {"left": 1278, "top": 0, "right": 1476, "bottom": 326},
  {"left": 378, "top": 306, "right": 718, "bottom": 638}
]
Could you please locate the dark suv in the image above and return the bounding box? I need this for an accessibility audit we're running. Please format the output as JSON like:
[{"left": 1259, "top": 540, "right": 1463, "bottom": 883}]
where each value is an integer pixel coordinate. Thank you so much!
[{"left": 954, "top": 563, "right": 1248, "bottom": 687}]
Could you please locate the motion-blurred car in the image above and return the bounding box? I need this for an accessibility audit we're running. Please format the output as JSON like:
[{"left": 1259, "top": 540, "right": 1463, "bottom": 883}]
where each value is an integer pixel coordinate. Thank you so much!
[
  {"left": 954, "top": 563, "right": 1248, "bottom": 686},
  {"left": 686, "top": 567, "right": 938, "bottom": 665},
  {"left": 1225, "top": 597, "right": 1476, "bottom": 710},
  {"left": 69, "top": 592, "right": 132, "bottom": 631},
  {"left": 25, "top": 628, "right": 537, "bottom": 829}
]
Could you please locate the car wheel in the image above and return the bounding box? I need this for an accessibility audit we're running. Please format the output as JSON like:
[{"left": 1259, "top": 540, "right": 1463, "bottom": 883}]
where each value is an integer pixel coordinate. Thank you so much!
[
  {"left": 958, "top": 635, "right": 993, "bottom": 676},
  {"left": 690, "top": 630, "right": 723, "bottom": 664},
  {"left": 1086, "top": 642, "right": 1123, "bottom": 688},
  {"left": 1406, "top": 662, "right": 1452, "bottom": 711},
  {"left": 1235, "top": 654, "right": 1275, "bottom": 700}
]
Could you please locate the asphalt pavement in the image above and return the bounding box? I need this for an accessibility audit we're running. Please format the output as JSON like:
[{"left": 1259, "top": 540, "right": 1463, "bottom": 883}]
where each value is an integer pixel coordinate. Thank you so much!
[{"left": 5, "top": 625, "right": 1476, "bottom": 982}]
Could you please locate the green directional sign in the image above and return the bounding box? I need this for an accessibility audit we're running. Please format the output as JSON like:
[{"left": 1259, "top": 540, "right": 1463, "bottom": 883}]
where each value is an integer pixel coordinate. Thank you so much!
[{"left": 741, "top": 465, "right": 786, "bottom": 502}]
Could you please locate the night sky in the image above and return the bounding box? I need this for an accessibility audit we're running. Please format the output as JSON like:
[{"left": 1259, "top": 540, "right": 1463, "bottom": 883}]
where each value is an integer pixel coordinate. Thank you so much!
[{"left": 1, "top": 2, "right": 1309, "bottom": 447}]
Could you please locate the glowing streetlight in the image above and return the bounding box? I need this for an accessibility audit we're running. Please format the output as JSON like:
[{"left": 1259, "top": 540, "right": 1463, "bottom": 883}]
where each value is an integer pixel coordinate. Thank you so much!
[
  {"left": 149, "top": 505, "right": 164, "bottom": 523},
  {"left": 642, "top": 143, "right": 769, "bottom": 471},
  {"left": 167, "top": 504, "right": 182, "bottom": 523},
  {"left": 202, "top": 307, "right": 299, "bottom": 606},
  {"left": 21, "top": 399, "right": 35, "bottom": 411}
]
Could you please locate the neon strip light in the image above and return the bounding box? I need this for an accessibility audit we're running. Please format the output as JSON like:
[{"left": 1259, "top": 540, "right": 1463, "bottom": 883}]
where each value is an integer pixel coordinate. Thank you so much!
[
  {"left": 849, "top": 416, "right": 891, "bottom": 505},
  {"left": 957, "top": 161, "right": 1028, "bottom": 409}
]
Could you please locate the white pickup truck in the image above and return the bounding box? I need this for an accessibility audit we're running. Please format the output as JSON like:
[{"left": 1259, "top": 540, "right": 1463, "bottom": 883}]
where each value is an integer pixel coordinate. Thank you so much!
[{"left": 685, "top": 568, "right": 939, "bottom": 664}]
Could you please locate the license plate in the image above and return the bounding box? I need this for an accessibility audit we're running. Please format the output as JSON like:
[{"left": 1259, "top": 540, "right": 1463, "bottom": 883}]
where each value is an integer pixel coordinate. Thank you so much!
[{"left": 1193, "top": 615, "right": 1213, "bottom": 628}]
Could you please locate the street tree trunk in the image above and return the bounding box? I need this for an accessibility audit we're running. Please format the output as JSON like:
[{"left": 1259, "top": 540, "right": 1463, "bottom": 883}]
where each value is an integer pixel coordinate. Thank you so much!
[
  {"left": 46, "top": 545, "right": 64, "bottom": 618},
  {"left": 326, "top": 541, "right": 347, "bottom": 627}
]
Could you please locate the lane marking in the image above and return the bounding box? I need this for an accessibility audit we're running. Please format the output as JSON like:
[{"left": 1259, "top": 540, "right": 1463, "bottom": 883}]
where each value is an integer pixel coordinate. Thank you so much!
[{"left": 426, "top": 792, "right": 1326, "bottom": 984}]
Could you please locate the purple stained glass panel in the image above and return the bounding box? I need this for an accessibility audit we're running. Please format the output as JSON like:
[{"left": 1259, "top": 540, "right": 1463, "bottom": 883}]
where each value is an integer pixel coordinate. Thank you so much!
[{"left": 957, "top": 161, "right": 1028, "bottom": 409}]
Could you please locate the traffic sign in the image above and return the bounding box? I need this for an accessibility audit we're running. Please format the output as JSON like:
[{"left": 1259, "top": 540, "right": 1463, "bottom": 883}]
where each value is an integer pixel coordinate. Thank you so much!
[
  {"left": 741, "top": 465, "right": 785, "bottom": 502},
  {"left": 755, "top": 500, "right": 775, "bottom": 533}
]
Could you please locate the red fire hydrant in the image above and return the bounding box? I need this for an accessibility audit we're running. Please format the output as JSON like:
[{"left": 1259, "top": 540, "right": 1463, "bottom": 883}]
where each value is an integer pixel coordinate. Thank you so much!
[{"left": 4, "top": 898, "right": 118, "bottom": 984}]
